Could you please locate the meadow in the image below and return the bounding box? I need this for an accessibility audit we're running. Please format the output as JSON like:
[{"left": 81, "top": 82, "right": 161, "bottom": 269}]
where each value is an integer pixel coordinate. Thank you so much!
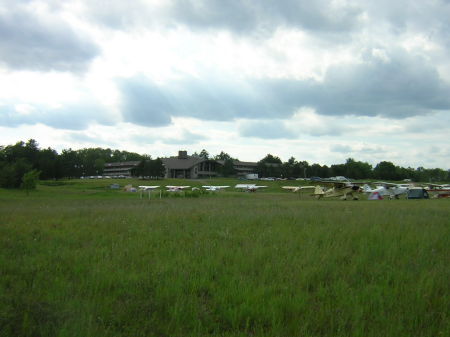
[{"left": 0, "top": 179, "right": 449, "bottom": 337}]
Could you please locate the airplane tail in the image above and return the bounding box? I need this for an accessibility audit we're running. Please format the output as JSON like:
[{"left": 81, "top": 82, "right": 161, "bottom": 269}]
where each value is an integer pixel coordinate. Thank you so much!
[
  {"left": 362, "top": 184, "right": 372, "bottom": 193},
  {"left": 314, "top": 185, "right": 324, "bottom": 195}
]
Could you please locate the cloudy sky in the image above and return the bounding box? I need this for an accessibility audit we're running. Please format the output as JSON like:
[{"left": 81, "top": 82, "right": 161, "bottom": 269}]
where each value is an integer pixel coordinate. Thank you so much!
[{"left": 1, "top": 0, "right": 450, "bottom": 168}]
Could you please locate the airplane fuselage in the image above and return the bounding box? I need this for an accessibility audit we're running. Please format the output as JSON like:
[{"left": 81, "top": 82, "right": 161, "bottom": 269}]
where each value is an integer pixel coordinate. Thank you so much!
[{"left": 315, "top": 185, "right": 361, "bottom": 200}]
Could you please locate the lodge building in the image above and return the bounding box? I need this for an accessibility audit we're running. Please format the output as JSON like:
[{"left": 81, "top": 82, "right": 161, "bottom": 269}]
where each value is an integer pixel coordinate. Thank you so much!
[
  {"left": 102, "top": 151, "right": 258, "bottom": 179},
  {"left": 103, "top": 161, "right": 140, "bottom": 177}
]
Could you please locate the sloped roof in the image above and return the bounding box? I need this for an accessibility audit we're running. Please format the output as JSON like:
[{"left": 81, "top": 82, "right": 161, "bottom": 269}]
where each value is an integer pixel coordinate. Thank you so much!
[
  {"left": 215, "top": 160, "right": 257, "bottom": 167},
  {"left": 162, "top": 156, "right": 206, "bottom": 170}
]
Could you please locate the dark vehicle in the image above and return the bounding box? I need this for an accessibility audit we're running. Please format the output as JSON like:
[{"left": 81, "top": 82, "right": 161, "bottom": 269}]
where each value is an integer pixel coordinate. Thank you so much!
[
  {"left": 309, "top": 176, "right": 322, "bottom": 182},
  {"left": 407, "top": 187, "right": 429, "bottom": 199}
]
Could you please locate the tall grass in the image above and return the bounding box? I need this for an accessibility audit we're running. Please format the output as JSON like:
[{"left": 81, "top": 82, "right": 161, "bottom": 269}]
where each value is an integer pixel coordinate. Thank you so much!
[{"left": 0, "top": 184, "right": 448, "bottom": 336}]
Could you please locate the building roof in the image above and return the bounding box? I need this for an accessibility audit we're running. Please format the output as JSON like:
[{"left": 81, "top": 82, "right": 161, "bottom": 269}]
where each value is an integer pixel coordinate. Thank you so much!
[
  {"left": 105, "top": 161, "right": 140, "bottom": 168},
  {"left": 234, "top": 160, "right": 257, "bottom": 167},
  {"left": 215, "top": 160, "right": 257, "bottom": 167},
  {"left": 162, "top": 154, "right": 258, "bottom": 171},
  {"left": 161, "top": 156, "right": 206, "bottom": 170}
]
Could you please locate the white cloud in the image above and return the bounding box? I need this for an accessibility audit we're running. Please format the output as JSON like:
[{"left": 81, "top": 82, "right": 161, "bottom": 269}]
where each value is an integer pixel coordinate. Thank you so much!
[{"left": 0, "top": 0, "right": 449, "bottom": 169}]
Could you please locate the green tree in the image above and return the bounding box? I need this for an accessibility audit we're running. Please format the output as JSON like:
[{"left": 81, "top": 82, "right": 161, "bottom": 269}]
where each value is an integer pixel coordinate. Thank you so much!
[
  {"left": 374, "top": 161, "right": 398, "bottom": 180},
  {"left": 94, "top": 158, "right": 106, "bottom": 175},
  {"left": 21, "top": 169, "right": 41, "bottom": 195},
  {"left": 37, "top": 147, "right": 61, "bottom": 180},
  {"left": 214, "top": 151, "right": 237, "bottom": 177},
  {"left": 132, "top": 156, "right": 165, "bottom": 178},
  {"left": 199, "top": 149, "right": 209, "bottom": 159},
  {"left": 60, "top": 148, "right": 82, "bottom": 178},
  {"left": 257, "top": 154, "right": 282, "bottom": 177},
  {"left": 150, "top": 158, "right": 165, "bottom": 178},
  {"left": 0, "top": 162, "right": 16, "bottom": 188},
  {"left": 214, "top": 151, "right": 234, "bottom": 161},
  {"left": 218, "top": 159, "right": 236, "bottom": 177},
  {"left": 281, "top": 157, "right": 297, "bottom": 178},
  {"left": 342, "top": 158, "right": 372, "bottom": 179}
]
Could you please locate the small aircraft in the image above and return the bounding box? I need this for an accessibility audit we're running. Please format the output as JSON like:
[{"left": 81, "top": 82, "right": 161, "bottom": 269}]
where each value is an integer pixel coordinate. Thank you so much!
[
  {"left": 282, "top": 186, "right": 315, "bottom": 192},
  {"left": 138, "top": 185, "right": 160, "bottom": 191},
  {"left": 362, "top": 182, "right": 411, "bottom": 199},
  {"left": 166, "top": 185, "right": 191, "bottom": 192},
  {"left": 202, "top": 185, "right": 230, "bottom": 191},
  {"left": 235, "top": 184, "right": 268, "bottom": 192},
  {"left": 423, "top": 184, "right": 450, "bottom": 198},
  {"left": 313, "top": 181, "right": 366, "bottom": 200}
]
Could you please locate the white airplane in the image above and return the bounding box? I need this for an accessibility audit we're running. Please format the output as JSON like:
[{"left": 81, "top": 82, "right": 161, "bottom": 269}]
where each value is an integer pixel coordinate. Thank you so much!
[
  {"left": 235, "top": 184, "right": 268, "bottom": 192},
  {"left": 166, "top": 185, "right": 191, "bottom": 192},
  {"left": 202, "top": 185, "right": 230, "bottom": 191},
  {"left": 138, "top": 185, "right": 160, "bottom": 191},
  {"left": 362, "top": 182, "right": 411, "bottom": 199},
  {"left": 282, "top": 186, "right": 316, "bottom": 192}
]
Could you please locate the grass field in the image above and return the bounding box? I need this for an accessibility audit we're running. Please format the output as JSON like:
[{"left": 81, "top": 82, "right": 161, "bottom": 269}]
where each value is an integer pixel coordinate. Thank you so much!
[{"left": 0, "top": 179, "right": 449, "bottom": 337}]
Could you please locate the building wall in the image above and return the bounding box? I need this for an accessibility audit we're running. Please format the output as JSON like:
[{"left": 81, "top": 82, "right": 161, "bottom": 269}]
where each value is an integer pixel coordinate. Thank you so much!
[{"left": 103, "top": 161, "right": 140, "bottom": 177}]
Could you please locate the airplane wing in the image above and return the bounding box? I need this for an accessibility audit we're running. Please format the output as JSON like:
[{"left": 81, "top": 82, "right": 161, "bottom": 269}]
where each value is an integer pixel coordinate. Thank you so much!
[
  {"left": 235, "top": 184, "right": 256, "bottom": 189},
  {"left": 166, "top": 185, "right": 191, "bottom": 191},
  {"left": 202, "top": 185, "right": 230, "bottom": 189},
  {"left": 319, "top": 181, "right": 348, "bottom": 188},
  {"left": 373, "top": 181, "right": 398, "bottom": 188},
  {"left": 282, "top": 186, "right": 300, "bottom": 192},
  {"left": 235, "top": 184, "right": 266, "bottom": 191},
  {"left": 282, "top": 186, "right": 315, "bottom": 192},
  {"left": 138, "top": 185, "right": 160, "bottom": 190}
]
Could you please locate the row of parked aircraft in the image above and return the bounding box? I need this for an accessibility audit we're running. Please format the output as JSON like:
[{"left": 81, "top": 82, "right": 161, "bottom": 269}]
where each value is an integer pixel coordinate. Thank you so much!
[
  {"left": 135, "top": 181, "right": 449, "bottom": 200},
  {"left": 282, "top": 180, "right": 450, "bottom": 200},
  {"left": 137, "top": 184, "right": 269, "bottom": 192}
]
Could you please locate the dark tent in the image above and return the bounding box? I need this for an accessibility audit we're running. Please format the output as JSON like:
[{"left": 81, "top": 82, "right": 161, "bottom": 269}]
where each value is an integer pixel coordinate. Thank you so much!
[{"left": 407, "top": 188, "right": 429, "bottom": 199}]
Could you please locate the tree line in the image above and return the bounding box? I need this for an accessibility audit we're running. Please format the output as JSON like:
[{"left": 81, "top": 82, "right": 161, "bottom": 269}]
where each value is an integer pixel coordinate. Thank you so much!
[
  {"left": 0, "top": 140, "right": 449, "bottom": 189},
  {"left": 255, "top": 155, "right": 449, "bottom": 182},
  {"left": 0, "top": 139, "right": 145, "bottom": 188},
  {"left": 191, "top": 149, "right": 449, "bottom": 182}
]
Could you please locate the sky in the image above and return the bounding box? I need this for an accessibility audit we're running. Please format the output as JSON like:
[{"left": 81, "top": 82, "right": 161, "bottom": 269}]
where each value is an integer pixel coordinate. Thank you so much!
[{"left": 1, "top": 0, "right": 450, "bottom": 168}]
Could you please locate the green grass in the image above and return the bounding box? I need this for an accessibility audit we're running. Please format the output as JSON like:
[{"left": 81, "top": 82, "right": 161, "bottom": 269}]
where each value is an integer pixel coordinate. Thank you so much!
[{"left": 0, "top": 180, "right": 449, "bottom": 336}]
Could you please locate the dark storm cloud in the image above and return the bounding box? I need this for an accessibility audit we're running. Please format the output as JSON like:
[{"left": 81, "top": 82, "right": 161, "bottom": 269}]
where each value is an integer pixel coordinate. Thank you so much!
[
  {"left": 118, "top": 75, "right": 293, "bottom": 125},
  {"left": 117, "top": 77, "right": 173, "bottom": 127},
  {"left": 0, "top": 102, "right": 112, "bottom": 130},
  {"left": 172, "top": 0, "right": 362, "bottom": 33},
  {"left": 304, "top": 49, "right": 450, "bottom": 118},
  {"left": 87, "top": 0, "right": 362, "bottom": 35},
  {"left": 239, "top": 121, "right": 297, "bottom": 139},
  {"left": 0, "top": 2, "right": 99, "bottom": 72},
  {"left": 118, "top": 49, "right": 450, "bottom": 127},
  {"left": 365, "top": 0, "right": 450, "bottom": 45}
]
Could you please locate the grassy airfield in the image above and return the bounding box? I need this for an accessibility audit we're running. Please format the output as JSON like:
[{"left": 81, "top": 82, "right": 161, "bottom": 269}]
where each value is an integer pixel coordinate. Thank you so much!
[{"left": 0, "top": 179, "right": 449, "bottom": 337}]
